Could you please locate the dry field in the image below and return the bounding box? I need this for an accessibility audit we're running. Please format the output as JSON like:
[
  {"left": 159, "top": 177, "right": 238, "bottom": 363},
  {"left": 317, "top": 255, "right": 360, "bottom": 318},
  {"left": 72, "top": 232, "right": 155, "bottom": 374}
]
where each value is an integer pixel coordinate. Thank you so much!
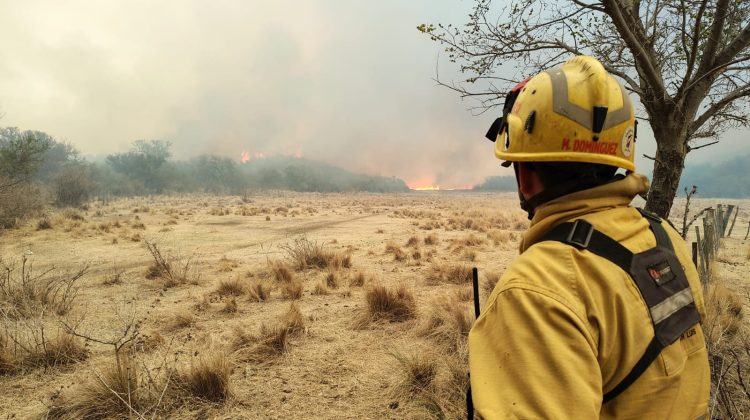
[{"left": 0, "top": 192, "right": 747, "bottom": 419}]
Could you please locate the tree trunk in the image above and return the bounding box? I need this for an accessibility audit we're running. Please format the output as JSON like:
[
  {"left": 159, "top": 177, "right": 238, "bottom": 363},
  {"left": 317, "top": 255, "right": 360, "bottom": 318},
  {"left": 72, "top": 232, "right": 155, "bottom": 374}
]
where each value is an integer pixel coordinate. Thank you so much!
[{"left": 645, "top": 139, "right": 688, "bottom": 219}]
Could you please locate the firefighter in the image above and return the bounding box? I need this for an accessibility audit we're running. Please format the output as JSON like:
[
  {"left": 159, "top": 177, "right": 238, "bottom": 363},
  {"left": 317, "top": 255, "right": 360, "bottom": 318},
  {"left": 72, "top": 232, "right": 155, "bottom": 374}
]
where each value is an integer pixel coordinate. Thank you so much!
[{"left": 469, "top": 56, "right": 710, "bottom": 419}]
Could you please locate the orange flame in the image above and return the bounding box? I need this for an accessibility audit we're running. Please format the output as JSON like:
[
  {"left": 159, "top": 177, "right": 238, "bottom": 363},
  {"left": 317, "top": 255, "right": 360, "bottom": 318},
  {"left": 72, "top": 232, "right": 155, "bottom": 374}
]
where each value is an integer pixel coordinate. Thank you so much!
[{"left": 240, "top": 151, "right": 250, "bottom": 163}]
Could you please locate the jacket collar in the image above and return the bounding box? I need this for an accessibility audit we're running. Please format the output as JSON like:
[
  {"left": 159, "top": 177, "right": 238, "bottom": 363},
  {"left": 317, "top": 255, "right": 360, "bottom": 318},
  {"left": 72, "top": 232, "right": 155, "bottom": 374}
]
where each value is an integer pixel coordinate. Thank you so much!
[{"left": 520, "top": 173, "right": 650, "bottom": 252}]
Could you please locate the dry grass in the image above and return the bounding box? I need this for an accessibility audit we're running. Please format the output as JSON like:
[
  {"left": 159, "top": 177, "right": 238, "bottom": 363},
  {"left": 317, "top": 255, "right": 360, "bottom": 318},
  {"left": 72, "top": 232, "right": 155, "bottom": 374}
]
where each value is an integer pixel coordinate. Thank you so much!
[
  {"left": 217, "top": 255, "right": 239, "bottom": 272},
  {"left": 233, "top": 303, "right": 305, "bottom": 362},
  {"left": 215, "top": 276, "right": 246, "bottom": 297},
  {"left": 385, "top": 241, "right": 408, "bottom": 262},
  {"left": 424, "top": 263, "right": 473, "bottom": 285},
  {"left": 281, "top": 236, "right": 352, "bottom": 271},
  {"left": 222, "top": 298, "right": 238, "bottom": 313},
  {"left": 349, "top": 271, "right": 367, "bottom": 287},
  {"left": 174, "top": 352, "right": 232, "bottom": 402},
  {"left": 355, "top": 284, "right": 417, "bottom": 327},
  {"left": 281, "top": 280, "right": 304, "bottom": 300},
  {"left": 248, "top": 281, "right": 272, "bottom": 302},
  {"left": 268, "top": 259, "right": 295, "bottom": 283},
  {"left": 483, "top": 271, "right": 500, "bottom": 296},
  {"left": 703, "top": 268, "right": 750, "bottom": 418},
  {"left": 418, "top": 296, "right": 473, "bottom": 354},
  {"left": 424, "top": 234, "right": 439, "bottom": 245},
  {"left": 405, "top": 236, "right": 420, "bottom": 248},
  {"left": 312, "top": 281, "right": 329, "bottom": 295},
  {"left": 0, "top": 330, "right": 88, "bottom": 374},
  {"left": 47, "top": 356, "right": 142, "bottom": 419},
  {"left": 144, "top": 241, "right": 200, "bottom": 287},
  {"left": 391, "top": 350, "right": 438, "bottom": 395},
  {"left": 325, "top": 271, "right": 339, "bottom": 289},
  {"left": 168, "top": 310, "right": 196, "bottom": 331}
]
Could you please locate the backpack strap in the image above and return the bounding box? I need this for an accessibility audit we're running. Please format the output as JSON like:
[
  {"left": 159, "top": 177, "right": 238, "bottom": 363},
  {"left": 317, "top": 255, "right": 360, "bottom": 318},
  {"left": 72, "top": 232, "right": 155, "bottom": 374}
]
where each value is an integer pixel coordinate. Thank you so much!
[{"left": 538, "top": 211, "right": 700, "bottom": 404}]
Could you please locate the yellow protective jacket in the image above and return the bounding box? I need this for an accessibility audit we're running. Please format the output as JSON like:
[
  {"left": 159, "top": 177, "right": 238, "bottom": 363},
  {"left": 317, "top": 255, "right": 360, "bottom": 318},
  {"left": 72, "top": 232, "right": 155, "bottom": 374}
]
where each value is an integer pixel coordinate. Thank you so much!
[{"left": 469, "top": 173, "right": 710, "bottom": 419}]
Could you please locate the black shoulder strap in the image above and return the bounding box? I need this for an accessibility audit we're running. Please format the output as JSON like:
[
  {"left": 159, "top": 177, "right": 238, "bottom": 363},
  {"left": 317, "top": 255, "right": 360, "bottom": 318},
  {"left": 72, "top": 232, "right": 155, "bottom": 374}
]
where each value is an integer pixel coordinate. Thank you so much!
[{"left": 537, "top": 214, "right": 684, "bottom": 404}]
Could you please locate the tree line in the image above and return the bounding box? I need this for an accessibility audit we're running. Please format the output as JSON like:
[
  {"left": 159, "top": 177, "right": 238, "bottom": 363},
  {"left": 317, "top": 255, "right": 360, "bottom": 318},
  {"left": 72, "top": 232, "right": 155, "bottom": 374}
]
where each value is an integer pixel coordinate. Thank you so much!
[{"left": 0, "top": 127, "right": 408, "bottom": 228}]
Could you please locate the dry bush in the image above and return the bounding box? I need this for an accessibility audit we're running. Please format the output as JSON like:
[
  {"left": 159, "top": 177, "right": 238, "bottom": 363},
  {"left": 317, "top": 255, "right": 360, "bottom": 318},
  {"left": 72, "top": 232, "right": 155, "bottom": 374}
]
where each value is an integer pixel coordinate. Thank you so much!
[
  {"left": 144, "top": 240, "right": 200, "bottom": 287},
  {"left": 174, "top": 352, "right": 232, "bottom": 402},
  {"left": 703, "top": 269, "right": 750, "bottom": 418},
  {"left": 248, "top": 281, "right": 272, "bottom": 302},
  {"left": 281, "top": 236, "right": 352, "bottom": 271},
  {"left": 355, "top": 284, "right": 417, "bottom": 328},
  {"left": 0, "top": 256, "right": 88, "bottom": 318},
  {"left": 487, "top": 229, "right": 515, "bottom": 246},
  {"left": 418, "top": 295, "right": 473, "bottom": 354},
  {"left": 455, "top": 285, "right": 473, "bottom": 302},
  {"left": 455, "top": 234, "right": 485, "bottom": 247},
  {"left": 0, "top": 182, "right": 43, "bottom": 228},
  {"left": 0, "top": 325, "right": 88, "bottom": 374},
  {"left": 215, "top": 276, "right": 246, "bottom": 297},
  {"left": 425, "top": 263, "right": 473, "bottom": 286},
  {"left": 312, "top": 281, "right": 329, "bottom": 295}
]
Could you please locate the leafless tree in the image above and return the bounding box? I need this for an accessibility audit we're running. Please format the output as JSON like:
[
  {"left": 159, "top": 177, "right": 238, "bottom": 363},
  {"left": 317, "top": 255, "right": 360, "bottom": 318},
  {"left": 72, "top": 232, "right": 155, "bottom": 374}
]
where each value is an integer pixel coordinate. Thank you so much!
[{"left": 419, "top": 0, "right": 750, "bottom": 217}]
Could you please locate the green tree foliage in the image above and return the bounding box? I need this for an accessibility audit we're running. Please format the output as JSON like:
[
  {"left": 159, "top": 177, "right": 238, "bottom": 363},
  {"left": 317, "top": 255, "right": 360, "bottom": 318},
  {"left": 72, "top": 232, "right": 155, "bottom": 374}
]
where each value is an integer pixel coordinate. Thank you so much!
[
  {"left": 106, "top": 140, "right": 172, "bottom": 192},
  {"left": 0, "top": 127, "right": 50, "bottom": 189}
]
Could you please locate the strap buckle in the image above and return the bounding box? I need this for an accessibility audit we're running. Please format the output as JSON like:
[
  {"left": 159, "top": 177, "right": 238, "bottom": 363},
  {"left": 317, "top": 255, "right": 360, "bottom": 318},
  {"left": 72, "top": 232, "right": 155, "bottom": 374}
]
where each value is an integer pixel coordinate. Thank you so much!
[{"left": 566, "top": 219, "right": 594, "bottom": 249}]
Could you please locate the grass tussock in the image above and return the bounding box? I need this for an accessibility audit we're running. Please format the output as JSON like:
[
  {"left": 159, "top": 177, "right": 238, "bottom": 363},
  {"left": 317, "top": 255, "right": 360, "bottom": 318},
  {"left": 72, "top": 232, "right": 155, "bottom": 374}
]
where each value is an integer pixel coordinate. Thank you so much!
[
  {"left": 215, "top": 276, "right": 246, "bottom": 297},
  {"left": 36, "top": 217, "right": 53, "bottom": 230},
  {"left": 325, "top": 271, "right": 339, "bottom": 289},
  {"left": 281, "top": 280, "right": 303, "bottom": 300},
  {"left": 268, "top": 260, "right": 295, "bottom": 283},
  {"left": 1, "top": 330, "right": 88, "bottom": 374},
  {"left": 405, "top": 236, "right": 420, "bottom": 248},
  {"left": 349, "top": 271, "right": 368, "bottom": 287},
  {"left": 312, "top": 281, "right": 329, "bottom": 295},
  {"left": 385, "top": 241, "right": 408, "bottom": 262},
  {"left": 355, "top": 284, "right": 417, "bottom": 328},
  {"left": 174, "top": 352, "right": 232, "bottom": 402},
  {"left": 418, "top": 295, "right": 473, "bottom": 354},
  {"left": 424, "top": 234, "right": 439, "bottom": 246},
  {"left": 168, "top": 310, "right": 195, "bottom": 331},
  {"left": 233, "top": 303, "right": 305, "bottom": 362},
  {"left": 703, "top": 268, "right": 750, "bottom": 418},
  {"left": 216, "top": 255, "right": 239, "bottom": 272},
  {"left": 392, "top": 350, "right": 438, "bottom": 395},
  {"left": 248, "top": 281, "right": 272, "bottom": 302},
  {"left": 424, "top": 263, "right": 473, "bottom": 285},
  {"left": 281, "top": 236, "right": 351, "bottom": 271},
  {"left": 483, "top": 271, "right": 500, "bottom": 296},
  {"left": 222, "top": 298, "right": 238, "bottom": 313}
]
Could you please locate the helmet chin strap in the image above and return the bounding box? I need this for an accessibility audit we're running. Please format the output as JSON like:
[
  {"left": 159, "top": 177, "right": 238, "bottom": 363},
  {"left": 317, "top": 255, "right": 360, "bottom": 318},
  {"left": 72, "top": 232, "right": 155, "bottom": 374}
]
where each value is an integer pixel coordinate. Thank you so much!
[{"left": 513, "top": 163, "right": 623, "bottom": 220}]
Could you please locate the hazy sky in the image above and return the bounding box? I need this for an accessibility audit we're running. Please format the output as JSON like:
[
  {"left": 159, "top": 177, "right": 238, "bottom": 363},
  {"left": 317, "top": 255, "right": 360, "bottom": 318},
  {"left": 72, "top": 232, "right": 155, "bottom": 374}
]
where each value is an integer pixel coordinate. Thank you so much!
[{"left": 1, "top": 1, "right": 746, "bottom": 189}]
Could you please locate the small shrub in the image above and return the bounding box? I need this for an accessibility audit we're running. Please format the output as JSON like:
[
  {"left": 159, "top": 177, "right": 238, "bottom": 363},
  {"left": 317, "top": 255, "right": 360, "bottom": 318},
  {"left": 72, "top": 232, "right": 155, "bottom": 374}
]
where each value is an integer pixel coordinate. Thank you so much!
[
  {"left": 405, "top": 236, "right": 420, "bottom": 247},
  {"left": 281, "top": 237, "right": 351, "bottom": 271},
  {"left": 385, "top": 241, "right": 407, "bottom": 262},
  {"left": 233, "top": 303, "right": 305, "bottom": 362},
  {"left": 168, "top": 311, "right": 195, "bottom": 331},
  {"left": 217, "top": 255, "right": 239, "bottom": 272},
  {"left": 325, "top": 271, "right": 339, "bottom": 289},
  {"left": 222, "top": 298, "right": 238, "bottom": 313},
  {"left": 419, "top": 295, "right": 473, "bottom": 354}
]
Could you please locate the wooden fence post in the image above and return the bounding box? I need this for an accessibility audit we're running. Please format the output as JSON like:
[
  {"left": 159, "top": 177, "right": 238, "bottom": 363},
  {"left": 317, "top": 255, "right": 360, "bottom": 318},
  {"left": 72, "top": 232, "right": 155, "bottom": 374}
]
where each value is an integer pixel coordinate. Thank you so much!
[
  {"left": 728, "top": 206, "right": 739, "bottom": 237},
  {"left": 696, "top": 225, "right": 707, "bottom": 284},
  {"left": 722, "top": 205, "right": 735, "bottom": 237}
]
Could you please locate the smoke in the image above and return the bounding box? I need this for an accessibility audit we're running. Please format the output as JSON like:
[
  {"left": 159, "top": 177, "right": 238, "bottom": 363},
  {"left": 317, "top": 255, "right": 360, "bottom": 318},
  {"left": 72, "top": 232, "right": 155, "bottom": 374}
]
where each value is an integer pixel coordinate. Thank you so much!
[{"left": 0, "top": 1, "right": 743, "bottom": 189}]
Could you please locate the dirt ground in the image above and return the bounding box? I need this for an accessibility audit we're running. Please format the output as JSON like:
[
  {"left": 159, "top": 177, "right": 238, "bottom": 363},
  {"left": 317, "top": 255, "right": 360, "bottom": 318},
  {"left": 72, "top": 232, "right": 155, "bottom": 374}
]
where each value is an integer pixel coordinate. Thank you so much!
[{"left": 0, "top": 192, "right": 747, "bottom": 419}]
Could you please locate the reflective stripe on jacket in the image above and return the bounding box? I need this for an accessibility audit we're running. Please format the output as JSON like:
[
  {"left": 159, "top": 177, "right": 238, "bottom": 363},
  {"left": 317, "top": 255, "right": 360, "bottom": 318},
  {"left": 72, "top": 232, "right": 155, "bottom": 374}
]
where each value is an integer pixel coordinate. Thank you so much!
[{"left": 468, "top": 173, "right": 710, "bottom": 419}]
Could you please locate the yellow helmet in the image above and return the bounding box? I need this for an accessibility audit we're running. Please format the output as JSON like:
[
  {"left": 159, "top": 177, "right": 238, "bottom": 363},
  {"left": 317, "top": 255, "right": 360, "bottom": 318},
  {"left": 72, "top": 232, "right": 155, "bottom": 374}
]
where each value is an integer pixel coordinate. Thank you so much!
[{"left": 486, "top": 56, "right": 636, "bottom": 171}]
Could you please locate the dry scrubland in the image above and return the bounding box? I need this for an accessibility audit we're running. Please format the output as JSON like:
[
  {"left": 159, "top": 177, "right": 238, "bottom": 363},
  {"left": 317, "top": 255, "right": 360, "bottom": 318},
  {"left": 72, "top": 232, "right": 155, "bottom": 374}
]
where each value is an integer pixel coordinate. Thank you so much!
[{"left": 0, "top": 192, "right": 747, "bottom": 418}]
